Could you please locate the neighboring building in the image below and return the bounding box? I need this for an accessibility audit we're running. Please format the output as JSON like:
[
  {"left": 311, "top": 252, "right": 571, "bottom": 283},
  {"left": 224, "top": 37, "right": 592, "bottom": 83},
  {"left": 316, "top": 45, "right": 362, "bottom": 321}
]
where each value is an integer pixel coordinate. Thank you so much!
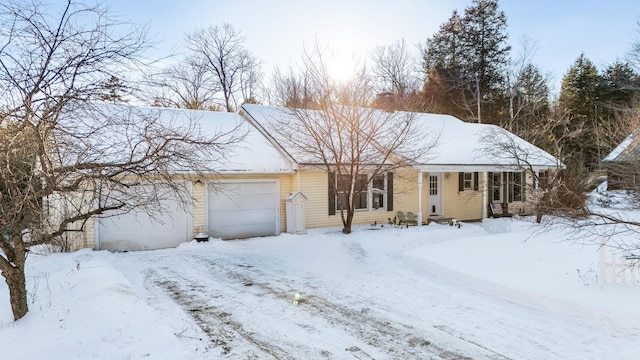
[
  {"left": 602, "top": 127, "right": 640, "bottom": 190},
  {"left": 65, "top": 104, "right": 561, "bottom": 251}
]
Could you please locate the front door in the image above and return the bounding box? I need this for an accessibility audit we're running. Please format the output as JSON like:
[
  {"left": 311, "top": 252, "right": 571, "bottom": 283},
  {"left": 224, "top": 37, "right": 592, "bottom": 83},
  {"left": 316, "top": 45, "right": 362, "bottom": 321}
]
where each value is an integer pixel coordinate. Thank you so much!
[{"left": 428, "top": 173, "right": 443, "bottom": 216}]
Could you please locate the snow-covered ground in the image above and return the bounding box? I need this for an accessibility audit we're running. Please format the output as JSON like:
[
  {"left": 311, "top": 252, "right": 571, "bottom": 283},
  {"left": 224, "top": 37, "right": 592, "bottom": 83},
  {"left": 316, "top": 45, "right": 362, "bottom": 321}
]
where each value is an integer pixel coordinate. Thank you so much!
[{"left": 1, "top": 215, "right": 640, "bottom": 359}]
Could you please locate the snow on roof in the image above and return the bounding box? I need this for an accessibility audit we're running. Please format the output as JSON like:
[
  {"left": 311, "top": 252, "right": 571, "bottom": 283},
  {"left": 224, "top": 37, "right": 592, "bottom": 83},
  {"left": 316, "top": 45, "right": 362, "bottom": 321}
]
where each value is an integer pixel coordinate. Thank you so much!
[
  {"left": 241, "top": 104, "right": 560, "bottom": 171},
  {"left": 603, "top": 127, "right": 640, "bottom": 162},
  {"left": 69, "top": 104, "right": 293, "bottom": 174},
  {"left": 177, "top": 108, "right": 293, "bottom": 173},
  {"left": 410, "top": 112, "right": 560, "bottom": 171}
]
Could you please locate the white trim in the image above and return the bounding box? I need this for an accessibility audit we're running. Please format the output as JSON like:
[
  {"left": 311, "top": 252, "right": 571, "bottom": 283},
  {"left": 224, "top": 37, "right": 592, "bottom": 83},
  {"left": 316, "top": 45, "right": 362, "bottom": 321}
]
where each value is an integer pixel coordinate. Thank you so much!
[
  {"left": 427, "top": 172, "right": 443, "bottom": 217},
  {"left": 414, "top": 164, "right": 554, "bottom": 173},
  {"left": 94, "top": 216, "right": 101, "bottom": 250},
  {"left": 418, "top": 170, "right": 423, "bottom": 226},
  {"left": 482, "top": 172, "right": 488, "bottom": 219}
]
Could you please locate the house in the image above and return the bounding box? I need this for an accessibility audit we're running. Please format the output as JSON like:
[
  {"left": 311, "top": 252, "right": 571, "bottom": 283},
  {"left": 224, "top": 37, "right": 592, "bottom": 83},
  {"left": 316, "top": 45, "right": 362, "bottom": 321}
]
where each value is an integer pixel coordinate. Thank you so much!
[
  {"left": 239, "top": 104, "right": 560, "bottom": 228},
  {"left": 67, "top": 104, "right": 560, "bottom": 251},
  {"left": 602, "top": 127, "right": 640, "bottom": 190}
]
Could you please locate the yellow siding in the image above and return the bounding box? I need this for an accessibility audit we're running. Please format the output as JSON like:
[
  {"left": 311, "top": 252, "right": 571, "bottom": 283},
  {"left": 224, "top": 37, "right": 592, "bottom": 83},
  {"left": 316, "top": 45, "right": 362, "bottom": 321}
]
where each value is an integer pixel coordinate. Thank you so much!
[
  {"left": 299, "top": 168, "right": 422, "bottom": 229},
  {"left": 441, "top": 172, "right": 484, "bottom": 221}
]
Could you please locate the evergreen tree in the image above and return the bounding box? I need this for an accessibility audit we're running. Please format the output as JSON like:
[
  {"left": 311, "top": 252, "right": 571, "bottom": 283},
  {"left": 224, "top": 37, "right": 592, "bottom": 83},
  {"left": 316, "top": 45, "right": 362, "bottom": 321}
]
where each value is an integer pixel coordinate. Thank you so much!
[
  {"left": 462, "top": 0, "right": 511, "bottom": 97},
  {"left": 100, "top": 76, "right": 129, "bottom": 102},
  {"left": 508, "top": 63, "right": 550, "bottom": 136},
  {"left": 558, "top": 53, "right": 604, "bottom": 169},
  {"left": 420, "top": 0, "right": 511, "bottom": 123},
  {"left": 601, "top": 61, "right": 640, "bottom": 106}
]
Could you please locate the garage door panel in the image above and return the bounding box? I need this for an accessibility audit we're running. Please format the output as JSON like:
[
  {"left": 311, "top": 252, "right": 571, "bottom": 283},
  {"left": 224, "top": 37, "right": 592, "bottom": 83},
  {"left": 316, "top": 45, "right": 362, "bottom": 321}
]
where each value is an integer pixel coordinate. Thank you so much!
[
  {"left": 209, "top": 208, "right": 275, "bottom": 226},
  {"left": 214, "top": 182, "right": 274, "bottom": 195},
  {"left": 212, "top": 223, "right": 277, "bottom": 240},
  {"left": 209, "top": 194, "right": 274, "bottom": 210},
  {"left": 98, "top": 188, "right": 191, "bottom": 251},
  {"left": 208, "top": 181, "right": 278, "bottom": 240}
]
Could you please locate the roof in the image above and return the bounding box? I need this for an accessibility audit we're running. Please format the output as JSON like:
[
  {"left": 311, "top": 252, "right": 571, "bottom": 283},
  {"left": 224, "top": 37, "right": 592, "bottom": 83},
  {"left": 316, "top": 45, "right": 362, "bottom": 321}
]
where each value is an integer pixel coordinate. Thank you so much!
[
  {"left": 240, "top": 104, "right": 560, "bottom": 172},
  {"left": 603, "top": 127, "right": 640, "bottom": 162},
  {"left": 409, "top": 112, "right": 560, "bottom": 171},
  {"left": 67, "top": 104, "right": 293, "bottom": 174}
]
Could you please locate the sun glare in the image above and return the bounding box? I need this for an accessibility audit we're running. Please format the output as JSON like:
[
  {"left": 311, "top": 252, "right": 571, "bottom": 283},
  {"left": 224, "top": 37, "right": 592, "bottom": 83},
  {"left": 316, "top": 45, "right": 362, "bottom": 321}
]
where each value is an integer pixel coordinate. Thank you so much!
[{"left": 326, "top": 47, "right": 361, "bottom": 83}]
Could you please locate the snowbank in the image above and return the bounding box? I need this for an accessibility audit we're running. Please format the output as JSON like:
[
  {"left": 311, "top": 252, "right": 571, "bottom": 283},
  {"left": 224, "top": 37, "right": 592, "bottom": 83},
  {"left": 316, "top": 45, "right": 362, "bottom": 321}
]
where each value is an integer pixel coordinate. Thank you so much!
[{"left": 0, "top": 250, "right": 186, "bottom": 360}]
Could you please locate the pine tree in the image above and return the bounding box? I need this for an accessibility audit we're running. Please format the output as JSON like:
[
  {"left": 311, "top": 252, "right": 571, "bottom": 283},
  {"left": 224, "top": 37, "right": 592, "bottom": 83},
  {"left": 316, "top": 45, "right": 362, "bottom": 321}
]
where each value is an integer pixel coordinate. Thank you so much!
[
  {"left": 509, "top": 63, "right": 549, "bottom": 136},
  {"left": 421, "top": 0, "right": 511, "bottom": 123},
  {"left": 601, "top": 61, "right": 640, "bottom": 106},
  {"left": 558, "top": 53, "right": 604, "bottom": 169}
]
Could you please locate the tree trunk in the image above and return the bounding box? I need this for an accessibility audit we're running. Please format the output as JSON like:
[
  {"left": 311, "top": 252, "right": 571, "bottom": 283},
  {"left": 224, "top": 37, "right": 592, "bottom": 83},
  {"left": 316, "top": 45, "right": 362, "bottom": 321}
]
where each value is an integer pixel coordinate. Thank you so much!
[{"left": 4, "top": 266, "right": 29, "bottom": 320}]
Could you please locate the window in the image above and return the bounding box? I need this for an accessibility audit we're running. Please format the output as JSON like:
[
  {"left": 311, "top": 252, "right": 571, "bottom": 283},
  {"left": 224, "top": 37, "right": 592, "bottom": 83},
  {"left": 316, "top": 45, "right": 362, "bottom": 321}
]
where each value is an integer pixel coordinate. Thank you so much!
[
  {"left": 512, "top": 172, "right": 523, "bottom": 202},
  {"left": 429, "top": 175, "right": 438, "bottom": 196},
  {"left": 329, "top": 172, "right": 393, "bottom": 214},
  {"left": 538, "top": 170, "right": 549, "bottom": 189},
  {"left": 336, "top": 174, "right": 368, "bottom": 210},
  {"left": 491, "top": 172, "right": 525, "bottom": 203},
  {"left": 463, "top": 172, "right": 474, "bottom": 190},
  {"left": 492, "top": 173, "right": 502, "bottom": 202},
  {"left": 372, "top": 174, "right": 385, "bottom": 209},
  {"left": 458, "top": 172, "right": 478, "bottom": 192}
]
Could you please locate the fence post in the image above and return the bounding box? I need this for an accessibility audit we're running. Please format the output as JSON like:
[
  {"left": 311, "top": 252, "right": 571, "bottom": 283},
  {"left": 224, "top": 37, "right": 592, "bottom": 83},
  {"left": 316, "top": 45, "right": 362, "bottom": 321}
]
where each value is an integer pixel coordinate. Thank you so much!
[{"left": 599, "top": 237, "right": 607, "bottom": 285}]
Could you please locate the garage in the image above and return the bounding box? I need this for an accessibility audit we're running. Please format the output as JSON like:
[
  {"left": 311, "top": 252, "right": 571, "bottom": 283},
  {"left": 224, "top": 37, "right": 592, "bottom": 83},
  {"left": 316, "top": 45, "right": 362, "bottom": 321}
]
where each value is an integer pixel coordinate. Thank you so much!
[
  {"left": 208, "top": 180, "right": 280, "bottom": 240},
  {"left": 96, "top": 192, "right": 191, "bottom": 252}
]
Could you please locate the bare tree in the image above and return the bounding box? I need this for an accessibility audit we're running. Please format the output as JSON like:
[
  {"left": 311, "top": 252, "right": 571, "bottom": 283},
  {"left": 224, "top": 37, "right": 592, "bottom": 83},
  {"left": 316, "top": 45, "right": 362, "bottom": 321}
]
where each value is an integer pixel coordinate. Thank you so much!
[
  {"left": 148, "top": 55, "right": 220, "bottom": 110},
  {"left": 370, "top": 39, "right": 420, "bottom": 103},
  {"left": 269, "top": 46, "right": 435, "bottom": 234},
  {"left": 186, "top": 24, "right": 262, "bottom": 111},
  {"left": 503, "top": 36, "right": 552, "bottom": 135},
  {"left": 270, "top": 65, "right": 322, "bottom": 108},
  {"left": 0, "top": 1, "right": 244, "bottom": 321}
]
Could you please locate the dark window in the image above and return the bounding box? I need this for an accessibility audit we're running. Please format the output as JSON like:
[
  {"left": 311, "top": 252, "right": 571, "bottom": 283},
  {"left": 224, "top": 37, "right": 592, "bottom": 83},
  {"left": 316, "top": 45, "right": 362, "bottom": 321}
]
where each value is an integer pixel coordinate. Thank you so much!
[
  {"left": 513, "top": 172, "right": 523, "bottom": 201},
  {"left": 337, "top": 174, "right": 368, "bottom": 210},
  {"left": 538, "top": 170, "right": 549, "bottom": 189},
  {"left": 492, "top": 173, "right": 502, "bottom": 202},
  {"left": 372, "top": 174, "right": 385, "bottom": 209}
]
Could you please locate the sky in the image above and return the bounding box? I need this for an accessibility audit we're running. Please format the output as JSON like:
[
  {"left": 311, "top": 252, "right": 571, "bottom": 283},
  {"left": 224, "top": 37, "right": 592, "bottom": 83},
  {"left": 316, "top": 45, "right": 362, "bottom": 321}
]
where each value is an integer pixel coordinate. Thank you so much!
[{"left": 104, "top": 0, "right": 640, "bottom": 95}]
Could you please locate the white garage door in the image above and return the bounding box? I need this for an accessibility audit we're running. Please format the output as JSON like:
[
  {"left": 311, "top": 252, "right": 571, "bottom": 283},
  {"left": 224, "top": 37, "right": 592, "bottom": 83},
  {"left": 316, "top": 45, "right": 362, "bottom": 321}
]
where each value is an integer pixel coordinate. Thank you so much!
[
  {"left": 208, "top": 180, "right": 279, "bottom": 240},
  {"left": 97, "top": 193, "right": 191, "bottom": 252}
]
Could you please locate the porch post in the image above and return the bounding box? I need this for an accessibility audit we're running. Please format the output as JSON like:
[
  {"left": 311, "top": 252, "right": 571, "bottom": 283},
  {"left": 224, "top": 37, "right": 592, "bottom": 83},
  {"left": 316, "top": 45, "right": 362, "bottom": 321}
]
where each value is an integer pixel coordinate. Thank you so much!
[
  {"left": 482, "top": 172, "right": 488, "bottom": 219},
  {"left": 418, "top": 170, "right": 423, "bottom": 226}
]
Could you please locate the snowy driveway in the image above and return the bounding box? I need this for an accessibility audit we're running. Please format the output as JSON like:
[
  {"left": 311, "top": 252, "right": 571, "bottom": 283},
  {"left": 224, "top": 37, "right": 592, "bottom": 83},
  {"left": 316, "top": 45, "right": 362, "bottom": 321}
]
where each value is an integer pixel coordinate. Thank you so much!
[{"left": 105, "top": 223, "right": 637, "bottom": 359}]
